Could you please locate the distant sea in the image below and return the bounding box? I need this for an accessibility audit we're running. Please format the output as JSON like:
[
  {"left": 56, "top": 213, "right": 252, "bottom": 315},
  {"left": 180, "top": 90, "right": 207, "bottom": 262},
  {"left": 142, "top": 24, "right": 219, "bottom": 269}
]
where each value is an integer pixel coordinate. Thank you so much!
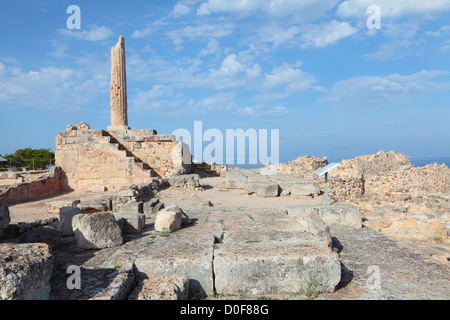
[
  {"left": 226, "top": 156, "right": 450, "bottom": 169},
  {"left": 407, "top": 157, "right": 450, "bottom": 167}
]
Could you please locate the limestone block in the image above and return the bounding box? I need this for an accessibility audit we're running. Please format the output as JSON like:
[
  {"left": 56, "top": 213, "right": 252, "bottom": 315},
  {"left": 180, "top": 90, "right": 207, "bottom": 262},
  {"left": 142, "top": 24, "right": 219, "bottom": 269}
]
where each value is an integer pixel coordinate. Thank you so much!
[
  {"left": 244, "top": 181, "right": 280, "bottom": 197},
  {"left": 154, "top": 209, "right": 182, "bottom": 233},
  {"left": 58, "top": 207, "right": 81, "bottom": 236},
  {"left": 91, "top": 185, "right": 107, "bottom": 193},
  {"left": 143, "top": 199, "right": 163, "bottom": 220},
  {"left": 133, "top": 221, "right": 222, "bottom": 297},
  {"left": 77, "top": 198, "right": 111, "bottom": 214},
  {"left": 287, "top": 204, "right": 362, "bottom": 229},
  {"left": 72, "top": 212, "right": 123, "bottom": 249},
  {"left": 47, "top": 199, "right": 81, "bottom": 214},
  {"left": 128, "top": 275, "right": 189, "bottom": 300},
  {"left": 225, "top": 173, "right": 248, "bottom": 189},
  {"left": 17, "top": 217, "right": 59, "bottom": 234},
  {"left": 295, "top": 209, "right": 332, "bottom": 247},
  {"left": 117, "top": 201, "right": 143, "bottom": 214},
  {"left": 213, "top": 230, "right": 341, "bottom": 295},
  {"left": 0, "top": 243, "right": 53, "bottom": 300},
  {"left": 112, "top": 212, "right": 145, "bottom": 234},
  {"left": 166, "top": 174, "right": 200, "bottom": 190},
  {"left": 276, "top": 179, "right": 320, "bottom": 196},
  {"left": 19, "top": 226, "right": 62, "bottom": 248},
  {"left": 163, "top": 204, "right": 190, "bottom": 225}
]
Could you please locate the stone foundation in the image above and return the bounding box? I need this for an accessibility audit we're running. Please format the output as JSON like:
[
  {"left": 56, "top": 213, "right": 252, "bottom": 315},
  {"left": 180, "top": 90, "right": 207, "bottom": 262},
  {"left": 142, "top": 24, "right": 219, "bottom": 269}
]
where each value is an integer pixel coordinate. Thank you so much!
[
  {"left": 55, "top": 125, "right": 191, "bottom": 191},
  {"left": 0, "top": 167, "right": 62, "bottom": 204}
]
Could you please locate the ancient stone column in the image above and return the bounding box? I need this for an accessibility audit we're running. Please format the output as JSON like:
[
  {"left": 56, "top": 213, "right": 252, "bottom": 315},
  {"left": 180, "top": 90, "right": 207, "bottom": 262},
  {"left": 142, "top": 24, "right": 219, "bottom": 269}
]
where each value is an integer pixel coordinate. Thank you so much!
[{"left": 108, "top": 35, "right": 130, "bottom": 131}]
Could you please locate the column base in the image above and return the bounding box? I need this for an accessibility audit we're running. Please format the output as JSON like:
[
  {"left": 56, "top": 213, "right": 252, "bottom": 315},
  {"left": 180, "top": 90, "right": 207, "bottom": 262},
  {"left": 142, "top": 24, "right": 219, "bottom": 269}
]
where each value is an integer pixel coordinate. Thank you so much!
[{"left": 107, "top": 125, "right": 130, "bottom": 131}]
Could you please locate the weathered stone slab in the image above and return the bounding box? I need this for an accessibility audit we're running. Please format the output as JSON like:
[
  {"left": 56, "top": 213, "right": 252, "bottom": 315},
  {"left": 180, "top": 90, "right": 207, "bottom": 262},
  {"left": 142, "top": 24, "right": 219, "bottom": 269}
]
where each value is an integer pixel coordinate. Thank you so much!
[
  {"left": 91, "top": 185, "right": 107, "bottom": 193},
  {"left": 58, "top": 207, "right": 81, "bottom": 236},
  {"left": 17, "top": 217, "right": 59, "bottom": 234},
  {"left": 77, "top": 198, "right": 112, "bottom": 214},
  {"left": 225, "top": 172, "right": 248, "bottom": 189},
  {"left": 276, "top": 179, "right": 320, "bottom": 196},
  {"left": 143, "top": 199, "right": 163, "bottom": 220},
  {"left": 132, "top": 221, "right": 222, "bottom": 297},
  {"left": 295, "top": 209, "right": 332, "bottom": 247},
  {"left": 0, "top": 243, "right": 53, "bottom": 300},
  {"left": 128, "top": 275, "right": 189, "bottom": 300},
  {"left": 166, "top": 174, "right": 200, "bottom": 190},
  {"left": 117, "top": 201, "right": 143, "bottom": 214},
  {"left": 72, "top": 212, "right": 123, "bottom": 249},
  {"left": 19, "top": 226, "right": 62, "bottom": 248},
  {"left": 112, "top": 212, "right": 145, "bottom": 234},
  {"left": 47, "top": 199, "right": 81, "bottom": 214},
  {"left": 213, "top": 230, "right": 341, "bottom": 296},
  {"left": 244, "top": 181, "right": 279, "bottom": 197},
  {"left": 287, "top": 204, "right": 362, "bottom": 229}
]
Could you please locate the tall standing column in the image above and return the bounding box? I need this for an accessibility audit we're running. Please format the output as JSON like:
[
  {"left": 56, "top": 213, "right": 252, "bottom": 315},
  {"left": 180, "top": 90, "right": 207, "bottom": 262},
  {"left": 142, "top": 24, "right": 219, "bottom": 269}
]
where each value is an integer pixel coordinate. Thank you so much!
[{"left": 108, "top": 35, "right": 130, "bottom": 131}]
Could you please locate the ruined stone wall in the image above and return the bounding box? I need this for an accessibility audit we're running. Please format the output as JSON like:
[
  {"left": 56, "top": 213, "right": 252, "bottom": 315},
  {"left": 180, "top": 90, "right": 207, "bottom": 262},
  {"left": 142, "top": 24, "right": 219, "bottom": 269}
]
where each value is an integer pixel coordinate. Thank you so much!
[
  {"left": 0, "top": 167, "right": 62, "bottom": 204},
  {"left": 55, "top": 126, "right": 190, "bottom": 191}
]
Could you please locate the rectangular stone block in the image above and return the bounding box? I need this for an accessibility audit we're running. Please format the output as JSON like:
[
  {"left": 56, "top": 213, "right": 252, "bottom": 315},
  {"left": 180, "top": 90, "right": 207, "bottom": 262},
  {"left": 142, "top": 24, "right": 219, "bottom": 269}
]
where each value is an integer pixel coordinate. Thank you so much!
[
  {"left": 244, "top": 181, "right": 279, "bottom": 197},
  {"left": 58, "top": 207, "right": 81, "bottom": 236},
  {"left": 276, "top": 179, "right": 320, "bottom": 196},
  {"left": 112, "top": 212, "right": 146, "bottom": 234},
  {"left": 286, "top": 204, "right": 362, "bottom": 229},
  {"left": 213, "top": 230, "right": 341, "bottom": 296}
]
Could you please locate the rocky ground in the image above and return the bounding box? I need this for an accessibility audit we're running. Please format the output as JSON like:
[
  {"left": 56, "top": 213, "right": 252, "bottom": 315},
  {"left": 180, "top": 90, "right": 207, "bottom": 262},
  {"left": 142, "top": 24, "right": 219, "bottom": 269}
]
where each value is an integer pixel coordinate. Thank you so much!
[
  {"left": 1, "top": 170, "right": 449, "bottom": 300},
  {"left": 270, "top": 151, "right": 450, "bottom": 265}
]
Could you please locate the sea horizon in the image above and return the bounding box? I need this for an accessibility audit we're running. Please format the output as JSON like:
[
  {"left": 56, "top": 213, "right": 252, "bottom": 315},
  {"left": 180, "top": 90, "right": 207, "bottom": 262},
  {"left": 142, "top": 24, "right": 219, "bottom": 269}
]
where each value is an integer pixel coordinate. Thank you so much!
[{"left": 226, "top": 156, "right": 450, "bottom": 169}]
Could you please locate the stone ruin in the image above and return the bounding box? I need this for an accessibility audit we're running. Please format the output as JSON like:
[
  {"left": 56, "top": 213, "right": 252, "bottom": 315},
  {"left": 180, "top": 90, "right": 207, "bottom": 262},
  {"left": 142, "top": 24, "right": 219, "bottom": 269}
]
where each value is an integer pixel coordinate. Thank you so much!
[
  {"left": 1, "top": 36, "right": 448, "bottom": 301},
  {"left": 55, "top": 36, "right": 192, "bottom": 192}
]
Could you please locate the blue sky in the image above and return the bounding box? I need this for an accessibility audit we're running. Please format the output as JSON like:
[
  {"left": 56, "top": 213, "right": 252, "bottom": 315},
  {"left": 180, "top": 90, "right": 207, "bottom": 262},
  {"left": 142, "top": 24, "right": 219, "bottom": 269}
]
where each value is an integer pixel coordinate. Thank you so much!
[{"left": 1, "top": 0, "right": 450, "bottom": 164}]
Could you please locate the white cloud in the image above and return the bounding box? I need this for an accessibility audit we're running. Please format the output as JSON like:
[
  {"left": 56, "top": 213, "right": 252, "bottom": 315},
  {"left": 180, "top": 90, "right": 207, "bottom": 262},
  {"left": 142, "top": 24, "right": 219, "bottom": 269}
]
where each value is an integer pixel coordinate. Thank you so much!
[
  {"left": 199, "top": 39, "right": 220, "bottom": 56},
  {"left": 59, "top": 26, "right": 114, "bottom": 41},
  {"left": 319, "top": 70, "right": 450, "bottom": 108},
  {"left": 263, "top": 63, "right": 320, "bottom": 92},
  {"left": 197, "top": 0, "right": 339, "bottom": 21},
  {"left": 258, "top": 24, "right": 300, "bottom": 47},
  {"left": 207, "top": 54, "right": 262, "bottom": 89},
  {"left": 337, "top": 0, "right": 450, "bottom": 19},
  {"left": 170, "top": 3, "right": 192, "bottom": 17},
  {"left": 235, "top": 105, "right": 290, "bottom": 117},
  {"left": 300, "top": 20, "right": 357, "bottom": 48},
  {"left": 0, "top": 62, "right": 108, "bottom": 110},
  {"left": 167, "top": 23, "right": 234, "bottom": 45}
]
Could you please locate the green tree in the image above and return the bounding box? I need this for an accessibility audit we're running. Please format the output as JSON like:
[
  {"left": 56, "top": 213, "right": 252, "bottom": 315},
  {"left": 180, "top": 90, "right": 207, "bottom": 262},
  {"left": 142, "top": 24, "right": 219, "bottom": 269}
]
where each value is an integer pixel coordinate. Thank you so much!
[{"left": 0, "top": 148, "right": 55, "bottom": 171}]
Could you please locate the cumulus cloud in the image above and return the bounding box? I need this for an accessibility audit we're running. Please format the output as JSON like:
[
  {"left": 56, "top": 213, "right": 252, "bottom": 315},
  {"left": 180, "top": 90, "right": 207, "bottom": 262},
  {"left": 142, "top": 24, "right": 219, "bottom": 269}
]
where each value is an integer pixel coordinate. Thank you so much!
[
  {"left": 0, "top": 62, "right": 108, "bottom": 110},
  {"left": 300, "top": 20, "right": 357, "bottom": 48},
  {"left": 170, "top": 3, "right": 192, "bottom": 17},
  {"left": 319, "top": 70, "right": 450, "bottom": 108},
  {"left": 167, "top": 23, "right": 234, "bottom": 45},
  {"left": 337, "top": 0, "right": 450, "bottom": 19},
  {"left": 263, "top": 63, "right": 321, "bottom": 92},
  {"left": 197, "top": 0, "right": 339, "bottom": 21}
]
